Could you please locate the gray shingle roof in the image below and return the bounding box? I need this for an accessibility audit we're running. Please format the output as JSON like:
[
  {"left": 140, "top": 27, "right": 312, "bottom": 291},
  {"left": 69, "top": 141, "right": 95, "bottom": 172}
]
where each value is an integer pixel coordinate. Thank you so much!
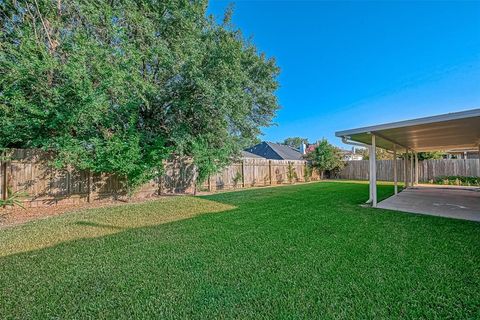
[
  {"left": 241, "top": 150, "right": 266, "bottom": 159},
  {"left": 244, "top": 142, "right": 304, "bottom": 160}
]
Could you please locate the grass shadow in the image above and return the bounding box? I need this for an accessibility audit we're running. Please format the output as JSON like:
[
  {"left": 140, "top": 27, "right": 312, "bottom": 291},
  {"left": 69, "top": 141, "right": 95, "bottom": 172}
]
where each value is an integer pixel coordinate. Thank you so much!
[{"left": 0, "top": 196, "right": 236, "bottom": 258}]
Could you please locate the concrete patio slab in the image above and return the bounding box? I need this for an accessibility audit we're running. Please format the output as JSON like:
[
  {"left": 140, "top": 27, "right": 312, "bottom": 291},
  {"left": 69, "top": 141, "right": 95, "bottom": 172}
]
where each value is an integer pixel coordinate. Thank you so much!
[{"left": 377, "top": 186, "right": 480, "bottom": 222}]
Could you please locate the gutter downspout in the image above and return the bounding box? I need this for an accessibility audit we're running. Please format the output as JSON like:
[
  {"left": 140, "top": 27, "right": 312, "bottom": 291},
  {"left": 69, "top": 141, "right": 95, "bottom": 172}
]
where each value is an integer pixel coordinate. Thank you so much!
[{"left": 341, "top": 137, "right": 369, "bottom": 148}]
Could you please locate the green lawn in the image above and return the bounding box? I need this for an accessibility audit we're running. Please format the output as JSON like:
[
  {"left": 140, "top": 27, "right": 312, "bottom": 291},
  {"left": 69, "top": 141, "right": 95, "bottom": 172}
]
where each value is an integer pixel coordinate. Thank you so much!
[{"left": 1, "top": 181, "right": 479, "bottom": 319}]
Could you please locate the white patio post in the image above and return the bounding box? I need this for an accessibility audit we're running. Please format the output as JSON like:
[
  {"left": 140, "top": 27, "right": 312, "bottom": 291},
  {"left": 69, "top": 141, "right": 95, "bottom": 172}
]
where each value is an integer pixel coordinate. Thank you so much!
[
  {"left": 410, "top": 150, "right": 414, "bottom": 187},
  {"left": 403, "top": 151, "right": 407, "bottom": 189},
  {"left": 367, "top": 145, "right": 373, "bottom": 203},
  {"left": 371, "top": 134, "right": 377, "bottom": 207},
  {"left": 393, "top": 144, "right": 398, "bottom": 195},
  {"left": 414, "top": 152, "right": 419, "bottom": 185},
  {"left": 405, "top": 149, "right": 410, "bottom": 188}
]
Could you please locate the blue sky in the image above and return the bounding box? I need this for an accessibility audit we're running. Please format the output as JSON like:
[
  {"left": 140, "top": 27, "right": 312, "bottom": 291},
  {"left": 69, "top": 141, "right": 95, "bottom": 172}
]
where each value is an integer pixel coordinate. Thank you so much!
[{"left": 207, "top": 1, "right": 480, "bottom": 147}]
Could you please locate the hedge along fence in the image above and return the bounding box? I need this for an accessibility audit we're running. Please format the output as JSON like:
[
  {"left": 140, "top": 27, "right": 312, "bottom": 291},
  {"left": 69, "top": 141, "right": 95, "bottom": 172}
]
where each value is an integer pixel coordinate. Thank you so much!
[
  {"left": 0, "top": 149, "right": 319, "bottom": 208},
  {"left": 337, "top": 159, "right": 480, "bottom": 182}
]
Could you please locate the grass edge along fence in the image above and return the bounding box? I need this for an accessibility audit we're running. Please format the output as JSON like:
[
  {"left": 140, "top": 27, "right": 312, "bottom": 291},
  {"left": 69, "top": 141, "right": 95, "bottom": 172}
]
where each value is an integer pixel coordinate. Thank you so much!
[{"left": 0, "top": 149, "right": 320, "bottom": 208}]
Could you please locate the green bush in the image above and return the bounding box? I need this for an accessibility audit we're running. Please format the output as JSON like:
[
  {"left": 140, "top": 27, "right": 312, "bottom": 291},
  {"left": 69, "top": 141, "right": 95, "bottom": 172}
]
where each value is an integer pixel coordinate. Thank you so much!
[
  {"left": 303, "top": 165, "right": 313, "bottom": 182},
  {"left": 287, "top": 163, "right": 298, "bottom": 184},
  {"left": 433, "top": 176, "right": 480, "bottom": 186},
  {"left": 233, "top": 171, "right": 243, "bottom": 188}
]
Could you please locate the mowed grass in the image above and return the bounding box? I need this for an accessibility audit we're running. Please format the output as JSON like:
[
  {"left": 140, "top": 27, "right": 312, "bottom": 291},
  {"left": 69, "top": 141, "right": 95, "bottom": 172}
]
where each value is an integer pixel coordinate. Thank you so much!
[{"left": 0, "top": 182, "right": 479, "bottom": 319}]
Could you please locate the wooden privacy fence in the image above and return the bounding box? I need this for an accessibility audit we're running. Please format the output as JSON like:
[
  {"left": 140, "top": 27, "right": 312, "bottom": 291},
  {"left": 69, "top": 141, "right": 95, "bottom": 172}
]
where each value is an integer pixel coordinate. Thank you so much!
[
  {"left": 0, "top": 149, "right": 318, "bottom": 208},
  {"left": 337, "top": 159, "right": 480, "bottom": 181},
  {"left": 204, "top": 158, "right": 317, "bottom": 191}
]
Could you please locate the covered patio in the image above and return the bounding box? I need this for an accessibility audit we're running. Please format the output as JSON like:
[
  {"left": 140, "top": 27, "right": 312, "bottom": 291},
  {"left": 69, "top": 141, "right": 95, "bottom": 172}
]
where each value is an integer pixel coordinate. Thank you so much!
[
  {"left": 336, "top": 109, "right": 480, "bottom": 221},
  {"left": 377, "top": 185, "right": 480, "bottom": 221}
]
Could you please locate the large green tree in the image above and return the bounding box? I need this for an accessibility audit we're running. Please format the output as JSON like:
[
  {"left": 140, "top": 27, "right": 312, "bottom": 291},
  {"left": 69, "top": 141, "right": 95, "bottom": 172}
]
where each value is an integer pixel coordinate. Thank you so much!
[
  {"left": 0, "top": 0, "right": 280, "bottom": 190},
  {"left": 306, "top": 139, "right": 344, "bottom": 179}
]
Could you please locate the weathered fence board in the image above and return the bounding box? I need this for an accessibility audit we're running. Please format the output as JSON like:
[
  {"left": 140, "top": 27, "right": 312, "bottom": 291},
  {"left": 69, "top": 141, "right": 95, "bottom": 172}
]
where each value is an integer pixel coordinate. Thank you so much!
[
  {"left": 338, "top": 159, "right": 480, "bottom": 181},
  {"left": 203, "top": 159, "right": 313, "bottom": 191}
]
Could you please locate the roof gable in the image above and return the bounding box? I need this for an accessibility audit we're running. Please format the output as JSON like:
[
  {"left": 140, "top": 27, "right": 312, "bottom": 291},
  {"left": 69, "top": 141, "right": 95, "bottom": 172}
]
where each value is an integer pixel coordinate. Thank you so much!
[{"left": 245, "top": 142, "right": 304, "bottom": 160}]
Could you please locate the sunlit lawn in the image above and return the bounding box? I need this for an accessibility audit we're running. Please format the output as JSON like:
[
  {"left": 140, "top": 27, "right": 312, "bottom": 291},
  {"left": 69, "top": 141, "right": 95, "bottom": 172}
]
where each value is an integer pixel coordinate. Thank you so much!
[{"left": 0, "top": 181, "right": 479, "bottom": 319}]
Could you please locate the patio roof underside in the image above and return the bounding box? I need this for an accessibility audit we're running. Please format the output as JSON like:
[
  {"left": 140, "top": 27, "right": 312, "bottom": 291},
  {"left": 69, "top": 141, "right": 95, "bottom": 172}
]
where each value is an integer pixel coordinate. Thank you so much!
[{"left": 336, "top": 109, "right": 480, "bottom": 152}]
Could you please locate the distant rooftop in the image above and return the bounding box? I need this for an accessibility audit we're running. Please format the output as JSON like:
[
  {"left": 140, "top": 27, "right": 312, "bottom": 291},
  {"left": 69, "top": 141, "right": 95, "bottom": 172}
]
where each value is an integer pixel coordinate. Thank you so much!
[
  {"left": 241, "top": 150, "right": 266, "bottom": 159},
  {"left": 244, "top": 142, "right": 304, "bottom": 160}
]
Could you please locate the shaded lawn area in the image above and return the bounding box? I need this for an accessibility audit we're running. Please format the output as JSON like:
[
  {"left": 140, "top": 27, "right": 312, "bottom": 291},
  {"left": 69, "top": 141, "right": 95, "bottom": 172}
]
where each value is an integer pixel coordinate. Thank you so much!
[{"left": 0, "top": 182, "right": 479, "bottom": 319}]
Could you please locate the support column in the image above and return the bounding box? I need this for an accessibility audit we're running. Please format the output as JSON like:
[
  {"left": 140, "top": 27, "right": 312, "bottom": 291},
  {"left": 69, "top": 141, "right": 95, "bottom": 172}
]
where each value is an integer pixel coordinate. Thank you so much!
[
  {"left": 393, "top": 145, "right": 398, "bottom": 195},
  {"left": 367, "top": 145, "right": 373, "bottom": 203},
  {"left": 371, "top": 135, "right": 377, "bottom": 207},
  {"left": 405, "top": 150, "right": 410, "bottom": 188},
  {"left": 403, "top": 151, "right": 407, "bottom": 189},
  {"left": 410, "top": 150, "right": 414, "bottom": 187},
  {"left": 478, "top": 145, "right": 480, "bottom": 177},
  {"left": 414, "top": 152, "right": 419, "bottom": 185}
]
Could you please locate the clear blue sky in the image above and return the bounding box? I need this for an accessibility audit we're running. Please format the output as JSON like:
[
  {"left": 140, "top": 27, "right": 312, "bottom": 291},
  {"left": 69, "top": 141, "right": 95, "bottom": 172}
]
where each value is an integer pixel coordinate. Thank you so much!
[{"left": 207, "top": 1, "right": 480, "bottom": 148}]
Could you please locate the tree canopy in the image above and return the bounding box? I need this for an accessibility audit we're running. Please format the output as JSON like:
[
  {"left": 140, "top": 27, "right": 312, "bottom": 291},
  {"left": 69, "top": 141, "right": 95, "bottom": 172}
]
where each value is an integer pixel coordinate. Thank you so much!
[
  {"left": 417, "top": 152, "right": 445, "bottom": 161},
  {"left": 281, "top": 137, "right": 308, "bottom": 149},
  {"left": 358, "top": 148, "right": 393, "bottom": 160},
  {"left": 305, "top": 139, "right": 344, "bottom": 179},
  {"left": 0, "top": 0, "right": 280, "bottom": 189},
  {"left": 359, "top": 149, "right": 445, "bottom": 161}
]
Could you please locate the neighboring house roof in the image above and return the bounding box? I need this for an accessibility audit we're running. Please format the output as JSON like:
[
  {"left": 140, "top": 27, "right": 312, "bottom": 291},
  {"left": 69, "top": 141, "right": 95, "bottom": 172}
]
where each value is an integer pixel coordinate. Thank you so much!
[
  {"left": 244, "top": 142, "right": 304, "bottom": 160},
  {"left": 241, "top": 150, "right": 266, "bottom": 159}
]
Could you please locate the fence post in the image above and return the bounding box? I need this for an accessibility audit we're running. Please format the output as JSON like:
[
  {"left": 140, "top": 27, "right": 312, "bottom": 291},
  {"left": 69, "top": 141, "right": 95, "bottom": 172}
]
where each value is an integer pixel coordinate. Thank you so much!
[
  {"left": 66, "top": 168, "right": 71, "bottom": 197},
  {"left": 241, "top": 160, "right": 245, "bottom": 188},
  {"left": 158, "top": 173, "right": 163, "bottom": 196},
  {"left": 302, "top": 161, "right": 306, "bottom": 182},
  {"left": 1, "top": 150, "right": 7, "bottom": 207},
  {"left": 269, "top": 160, "right": 272, "bottom": 185},
  {"left": 87, "top": 170, "right": 92, "bottom": 203}
]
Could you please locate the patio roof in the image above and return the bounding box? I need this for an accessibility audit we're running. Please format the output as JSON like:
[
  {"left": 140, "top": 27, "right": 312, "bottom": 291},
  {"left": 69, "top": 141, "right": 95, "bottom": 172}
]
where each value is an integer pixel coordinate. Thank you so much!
[{"left": 335, "top": 108, "right": 480, "bottom": 152}]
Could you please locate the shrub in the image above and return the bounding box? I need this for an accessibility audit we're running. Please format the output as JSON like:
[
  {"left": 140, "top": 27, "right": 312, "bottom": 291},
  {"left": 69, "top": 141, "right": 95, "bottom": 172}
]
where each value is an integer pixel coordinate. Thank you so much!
[
  {"left": 233, "top": 171, "right": 243, "bottom": 188},
  {"left": 433, "top": 176, "right": 480, "bottom": 186},
  {"left": 0, "top": 187, "right": 28, "bottom": 209},
  {"left": 303, "top": 165, "right": 313, "bottom": 182},
  {"left": 287, "top": 163, "right": 298, "bottom": 184}
]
